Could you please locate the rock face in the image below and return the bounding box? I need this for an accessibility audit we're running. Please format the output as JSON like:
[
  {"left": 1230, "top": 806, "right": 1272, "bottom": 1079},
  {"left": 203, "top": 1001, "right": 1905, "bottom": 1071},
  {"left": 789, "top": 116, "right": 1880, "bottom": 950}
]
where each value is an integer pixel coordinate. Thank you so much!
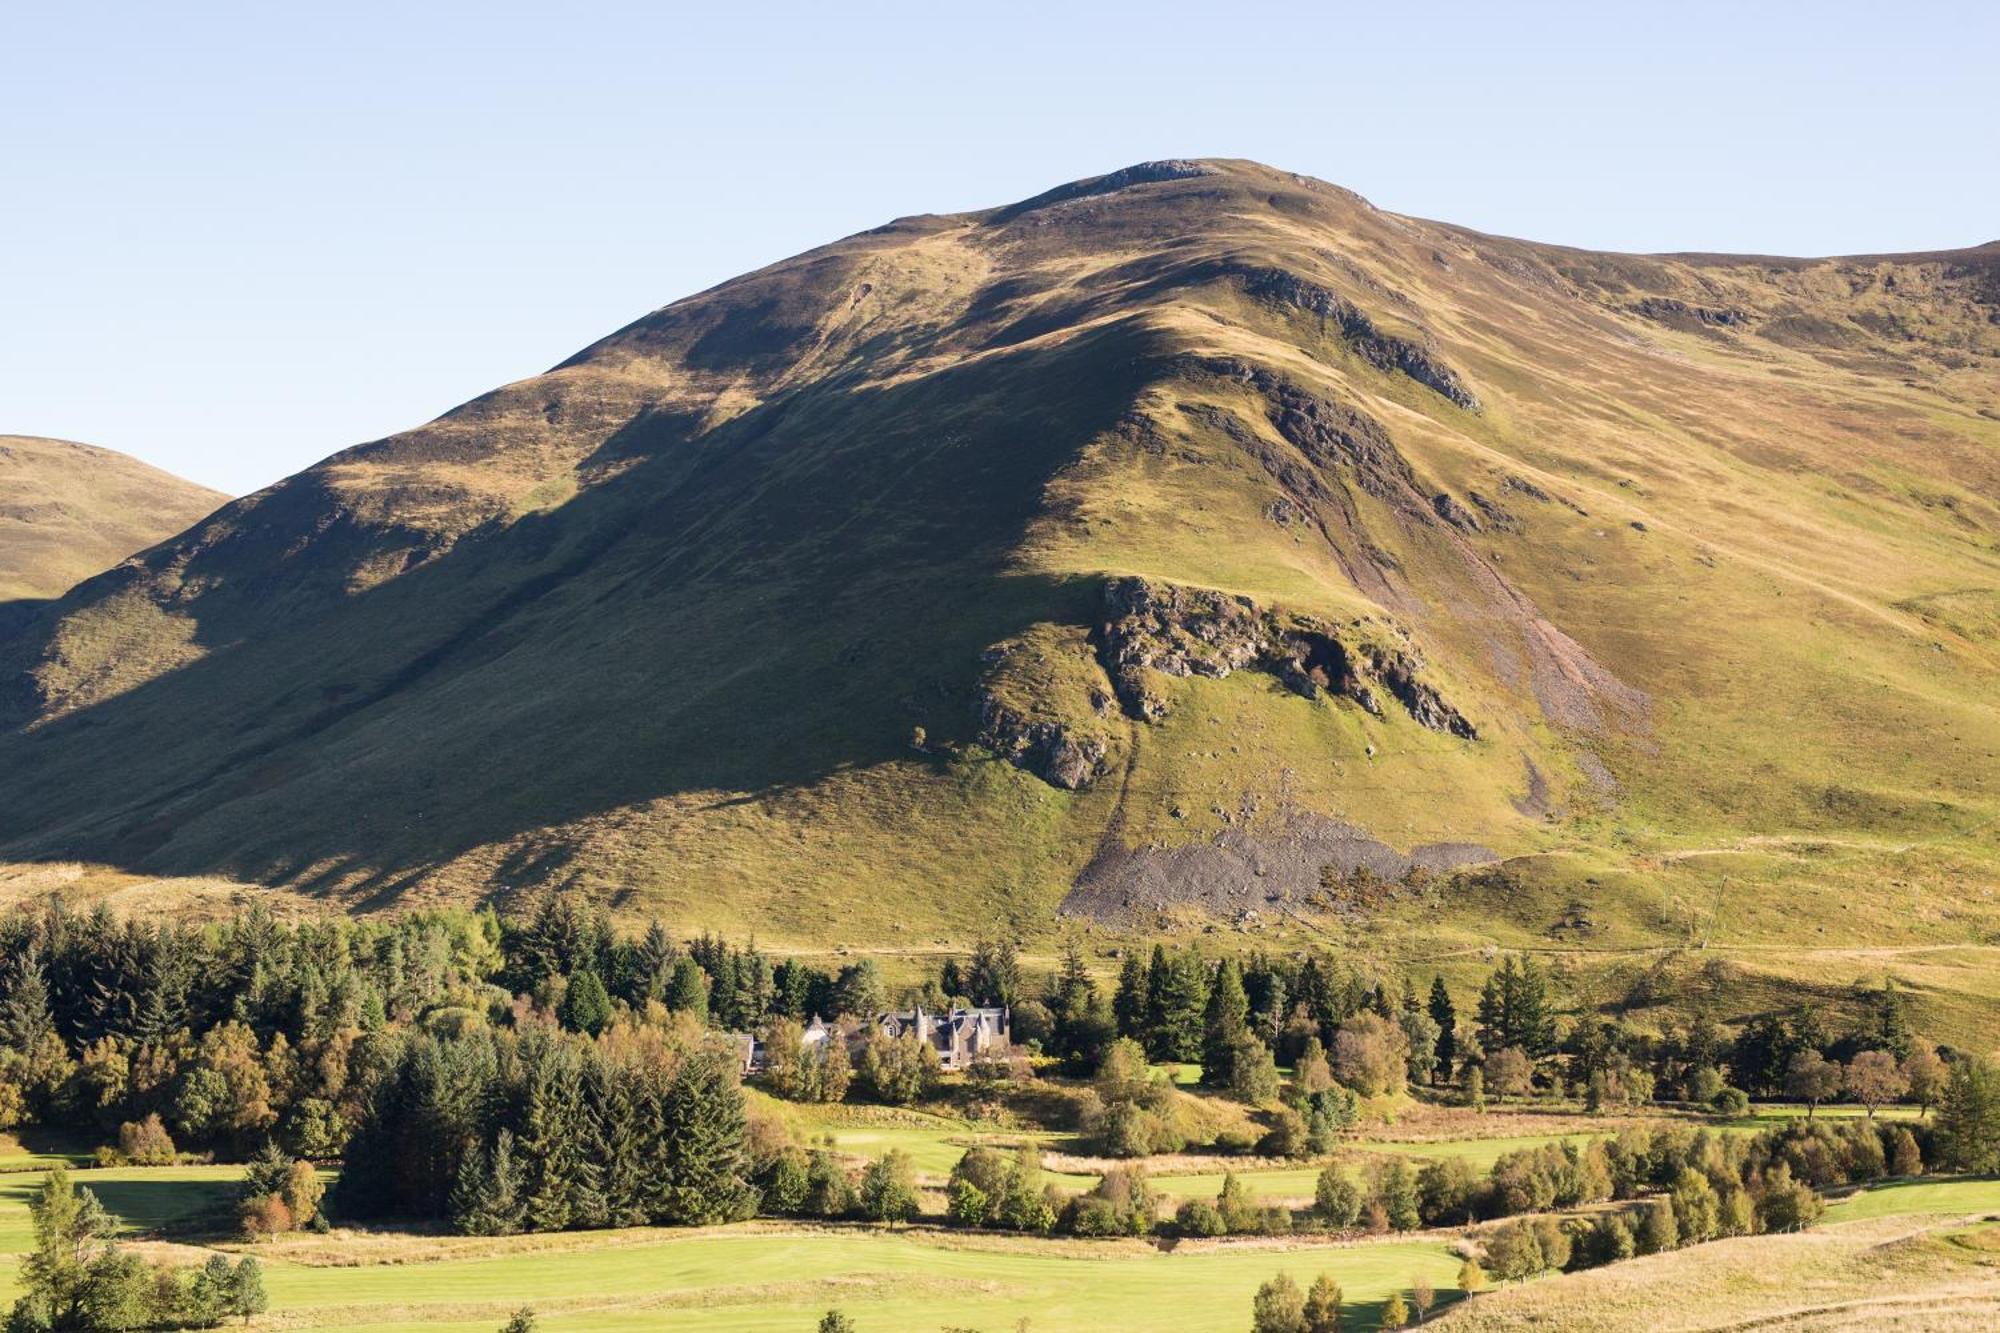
[
  {"left": 1099, "top": 576, "right": 1475, "bottom": 737},
  {"left": 976, "top": 695, "right": 1112, "bottom": 791},
  {"left": 1629, "top": 296, "right": 1750, "bottom": 329},
  {"left": 974, "top": 576, "right": 1476, "bottom": 791},
  {"left": 1233, "top": 267, "right": 1482, "bottom": 409}
]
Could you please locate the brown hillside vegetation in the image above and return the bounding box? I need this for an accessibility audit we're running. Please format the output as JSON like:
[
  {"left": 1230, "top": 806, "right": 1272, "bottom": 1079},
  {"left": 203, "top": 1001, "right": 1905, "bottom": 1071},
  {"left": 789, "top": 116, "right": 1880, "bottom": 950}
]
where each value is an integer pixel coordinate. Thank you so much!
[
  {"left": 0, "top": 160, "right": 1995, "bottom": 950},
  {"left": 0, "top": 435, "right": 224, "bottom": 604},
  {"left": 1434, "top": 1215, "right": 2000, "bottom": 1331}
]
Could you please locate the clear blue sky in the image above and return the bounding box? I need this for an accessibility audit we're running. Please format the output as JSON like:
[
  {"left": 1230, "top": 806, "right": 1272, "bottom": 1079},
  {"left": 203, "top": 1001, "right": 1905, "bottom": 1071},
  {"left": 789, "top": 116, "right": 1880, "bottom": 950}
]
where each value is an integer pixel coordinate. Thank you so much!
[{"left": 5, "top": 1, "right": 1995, "bottom": 494}]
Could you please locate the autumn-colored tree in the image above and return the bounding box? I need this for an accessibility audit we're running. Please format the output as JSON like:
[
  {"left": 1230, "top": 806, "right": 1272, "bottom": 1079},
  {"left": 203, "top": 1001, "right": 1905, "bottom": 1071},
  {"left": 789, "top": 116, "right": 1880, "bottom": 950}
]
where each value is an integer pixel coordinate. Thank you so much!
[{"left": 1843, "top": 1049, "right": 1908, "bottom": 1117}]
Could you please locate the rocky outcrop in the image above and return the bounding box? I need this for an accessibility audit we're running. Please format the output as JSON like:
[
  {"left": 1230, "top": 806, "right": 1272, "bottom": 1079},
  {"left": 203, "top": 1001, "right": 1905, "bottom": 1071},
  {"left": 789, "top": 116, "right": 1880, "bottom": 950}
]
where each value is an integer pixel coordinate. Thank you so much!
[
  {"left": 972, "top": 625, "right": 1122, "bottom": 791},
  {"left": 1629, "top": 296, "right": 1750, "bottom": 330},
  {"left": 1361, "top": 644, "right": 1478, "bottom": 739},
  {"left": 976, "top": 696, "right": 1111, "bottom": 791},
  {"left": 1097, "top": 576, "right": 1476, "bottom": 738},
  {"left": 975, "top": 577, "right": 1478, "bottom": 792},
  {"left": 1234, "top": 267, "right": 1481, "bottom": 409}
]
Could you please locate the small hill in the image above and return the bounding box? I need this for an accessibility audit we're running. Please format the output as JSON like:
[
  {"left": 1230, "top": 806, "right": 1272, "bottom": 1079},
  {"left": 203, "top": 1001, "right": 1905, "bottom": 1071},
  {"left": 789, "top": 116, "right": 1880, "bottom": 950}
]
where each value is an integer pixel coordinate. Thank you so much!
[
  {"left": 0, "top": 160, "right": 1995, "bottom": 954},
  {"left": 0, "top": 436, "right": 225, "bottom": 603}
]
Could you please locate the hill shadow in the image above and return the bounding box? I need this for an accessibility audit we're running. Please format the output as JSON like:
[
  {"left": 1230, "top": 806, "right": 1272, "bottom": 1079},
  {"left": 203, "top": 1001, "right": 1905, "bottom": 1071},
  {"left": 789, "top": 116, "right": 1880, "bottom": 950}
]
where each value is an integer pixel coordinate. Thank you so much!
[{"left": 0, "top": 320, "right": 1169, "bottom": 903}]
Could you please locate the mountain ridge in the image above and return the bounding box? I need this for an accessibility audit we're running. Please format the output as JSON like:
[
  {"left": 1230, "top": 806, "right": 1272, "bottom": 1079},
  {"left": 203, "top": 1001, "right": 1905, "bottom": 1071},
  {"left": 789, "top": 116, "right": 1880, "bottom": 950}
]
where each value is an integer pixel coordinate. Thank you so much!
[{"left": 3, "top": 159, "right": 1996, "bottom": 948}]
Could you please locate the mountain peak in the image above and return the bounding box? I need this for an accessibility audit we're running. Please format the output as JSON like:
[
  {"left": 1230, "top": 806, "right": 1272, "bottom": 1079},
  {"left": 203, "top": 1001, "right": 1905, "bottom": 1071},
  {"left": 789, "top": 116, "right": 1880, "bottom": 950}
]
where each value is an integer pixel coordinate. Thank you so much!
[{"left": 2, "top": 168, "right": 1995, "bottom": 940}]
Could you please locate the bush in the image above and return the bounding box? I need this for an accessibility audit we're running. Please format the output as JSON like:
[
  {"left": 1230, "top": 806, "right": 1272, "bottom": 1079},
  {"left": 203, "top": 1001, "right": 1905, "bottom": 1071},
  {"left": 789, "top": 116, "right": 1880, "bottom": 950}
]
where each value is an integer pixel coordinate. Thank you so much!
[
  {"left": 1250, "top": 1271, "right": 1306, "bottom": 1333},
  {"left": 1484, "top": 1046, "right": 1534, "bottom": 1098},
  {"left": 239, "top": 1193, "right": 293, "bottom": 1239},
  {"left": 1712, "top": 1086, "right": 1751, "bottom": 1117},
  {"left": 1064, "top": 1165, "right": 1154, "bottom": 1237},
  {"left": 1175, "top": 1198, "right": 1226, "bottom": 1237},
  {"left": 857, "top": 1150, "right": 919, "bottom": 1223},
  {"left": 117, "top": 1114, "right": 176, "bottom": 1166},
  {"left": 1258, "top": 1108, "right": 1310, "bottom": 1159},
  {"left": 1314, "top": 1167, "right": 1361, "bottom": 1228}
]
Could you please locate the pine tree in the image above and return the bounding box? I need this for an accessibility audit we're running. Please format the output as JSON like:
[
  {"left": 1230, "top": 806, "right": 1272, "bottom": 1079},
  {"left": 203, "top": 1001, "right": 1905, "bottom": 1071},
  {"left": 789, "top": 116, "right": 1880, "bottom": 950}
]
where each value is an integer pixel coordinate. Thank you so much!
[
  {"left": 967, "top": 939, "right": 1021, "bottom": 1008},
  {"left": 633, "top": 920, "right": 678, "bottom": 1003},
  {"left": 664, "top": 958, "right": 710, "bottom": 1022},
  {"left": 0, "top": 951, "right": 55, "bottom": 1052},
  {"left": 1112, "top": 953, "right": 1149, "bottom": 1039},
  {"left": 519, "top": 1041, "right": 586, "bottom": 1232},
  {"left": 1304, "top": 1273, "right": 1342, "bottom": 1332},
  {"left": 1427, "top": 976, "right": 1457, "bottom": 1082},
  {"left": 654, "top": 1051, "right": 754, "bottom": 1225},
  {"left": 1474, "top": 965, "right": 1506, "bottom": 1056},
  {"left": 1151, "top": 950, "right": 1209, "bottom": 1063},
  {"left": 1201, "top": 958, "right": 1250, "bottom": 1087},
  {"left": 1514, "top": 957, "right": 1557, "bottom": 1058},
  {"left": 1937, "top": 1055, "right": 2000, "bottom": 1173},
  {"left": 559, "top": 970, "right": 611, "bottom": 1036},
  {"left": 230, "top": 1255, "right": 269, "bottom": 1322},
  {"left": 594, "top": 1065, "right": 648, "bottom": 1227}
]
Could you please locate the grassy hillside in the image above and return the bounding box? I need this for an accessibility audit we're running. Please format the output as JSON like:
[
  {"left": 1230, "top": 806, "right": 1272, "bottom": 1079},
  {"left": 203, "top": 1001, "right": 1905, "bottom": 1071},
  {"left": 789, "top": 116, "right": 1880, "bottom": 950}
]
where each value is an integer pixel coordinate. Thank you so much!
[
  {"left": 0, "top": 435, "right": 224, "bottom": 604},
  {"left": 0, "top": 161, "right": 1994, "bottom": 975}
]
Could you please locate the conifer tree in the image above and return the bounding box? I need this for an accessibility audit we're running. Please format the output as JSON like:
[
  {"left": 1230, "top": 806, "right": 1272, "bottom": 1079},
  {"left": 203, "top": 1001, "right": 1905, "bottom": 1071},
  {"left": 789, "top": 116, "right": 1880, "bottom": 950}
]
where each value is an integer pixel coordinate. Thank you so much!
[
  {"left": 654, "top": 1051, "right": 754, "bottom": 1225},
  {"left": 1112, "top": 952, "right": 1148, "bottom": 1038},
  {"left": 1151, "top": 950, "right": 1209, "bottom": 1063},
  {"left": 520, "top": 1040, "right": 586, "bottom": 1232},
  {"left": 1304, "top": 1272, "right": 1342, "bottom": 1333},
  {"left": 1201, "top": 958, "right": 1251, "bottom": 1087},
  {"left": 665, "top": 957, "right": 710, "bottom": 1022},
  {"left": 1427, "top": 976, "right": 1457, "bottom": 1082},
  {"left": 603, "top": 1067, "right": 650, "bottom": 1226}
]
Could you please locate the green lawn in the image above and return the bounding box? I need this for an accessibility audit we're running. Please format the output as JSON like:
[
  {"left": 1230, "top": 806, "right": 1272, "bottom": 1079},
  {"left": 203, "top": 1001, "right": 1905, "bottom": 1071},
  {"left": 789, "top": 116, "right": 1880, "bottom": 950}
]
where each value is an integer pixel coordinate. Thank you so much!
[
  {"left": 6, "top": 1155, "right": 1999, "bottom": 1331},
  {"left": 264, "top": 1227, "right": 1465, "bottom": 1333},
  {"left": 1826, "top": 1176, "right": 2000, "bottom": 1221}
]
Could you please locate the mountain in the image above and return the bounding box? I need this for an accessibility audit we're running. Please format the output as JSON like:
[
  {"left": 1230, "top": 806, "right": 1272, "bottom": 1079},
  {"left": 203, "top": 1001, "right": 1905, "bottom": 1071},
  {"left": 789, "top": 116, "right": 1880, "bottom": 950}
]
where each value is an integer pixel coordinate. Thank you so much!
[
  {"left": 3, "top": 160, "right": 1996, "bottom": 954},
  {"left": 0, "top": 436, "right": 225, "bottom": 604}
]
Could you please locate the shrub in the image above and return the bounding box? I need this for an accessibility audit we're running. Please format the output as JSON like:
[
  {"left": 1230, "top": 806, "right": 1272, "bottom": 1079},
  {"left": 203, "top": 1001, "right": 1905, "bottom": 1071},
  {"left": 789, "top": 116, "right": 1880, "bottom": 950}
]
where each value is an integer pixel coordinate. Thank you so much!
[
  {"left": 1064, "top": 1164, "right": 1155, "bottom": 1237},
  {"left": 239, "top": 1192, "right": 293, "bottom": 1239},
  {"left": 857, "top": 1150, "right": 919, "bottom": 1223},
  {"left": 1250, "top": 1271, "right": 1306, "bottom": 1333},
  {"left": 1483, "top": 1047, "right": 1534, "bottom": 1098},
  {"left": 117, "top": 1114, "right": 176, "bottom": 1166},
  {"left": 1175, "top": 1198, "right": 1226, "bottom": 1237},
  {"left": 1712, "top": 1086, "right": 1750, "bottom": 1117},
  {"left": 1259, "top": 1107, "right": 1310, "bottom": 1159},
  {"left": 1314, "top": 1167, "right": 1362, "bottom": 1229}
]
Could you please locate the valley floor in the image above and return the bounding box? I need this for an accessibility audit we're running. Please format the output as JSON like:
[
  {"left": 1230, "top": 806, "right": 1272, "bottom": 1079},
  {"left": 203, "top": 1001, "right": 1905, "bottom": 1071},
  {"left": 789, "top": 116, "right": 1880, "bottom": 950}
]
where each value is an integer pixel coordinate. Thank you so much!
[{"left": 4, "top": 1112, "right": 1992, "bottom": 1333}]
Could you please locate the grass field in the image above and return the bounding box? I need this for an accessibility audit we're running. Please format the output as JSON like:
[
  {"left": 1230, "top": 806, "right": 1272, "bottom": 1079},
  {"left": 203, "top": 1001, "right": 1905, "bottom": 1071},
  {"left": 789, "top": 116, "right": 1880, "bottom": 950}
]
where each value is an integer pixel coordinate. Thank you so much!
[
  {"left": 4, "top": 1121, "right": 1995, "bottom": 1331},
  {"left": 0, "top": 1164, "right": 1467, "bottom": 1332}
]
